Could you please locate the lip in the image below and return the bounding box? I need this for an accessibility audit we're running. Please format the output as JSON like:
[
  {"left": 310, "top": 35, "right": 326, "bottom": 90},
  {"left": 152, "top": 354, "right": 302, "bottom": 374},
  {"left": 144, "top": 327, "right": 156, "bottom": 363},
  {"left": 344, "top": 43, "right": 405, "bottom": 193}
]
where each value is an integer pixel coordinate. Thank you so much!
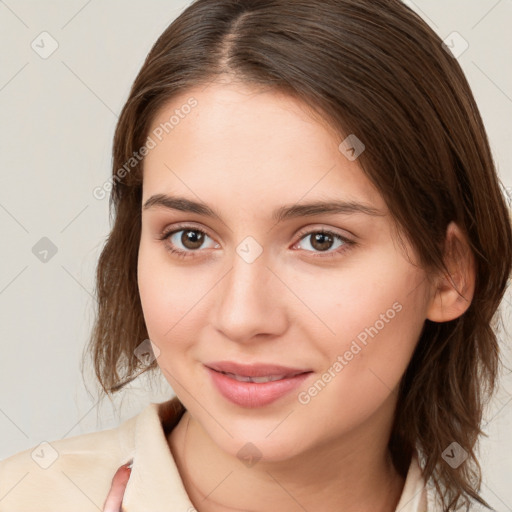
[
  {"left": 205, "top": 361, "right": 311, "bottom": 378},
  {"left": 204, "top": 363, "right": 313, "bottom": 408}
]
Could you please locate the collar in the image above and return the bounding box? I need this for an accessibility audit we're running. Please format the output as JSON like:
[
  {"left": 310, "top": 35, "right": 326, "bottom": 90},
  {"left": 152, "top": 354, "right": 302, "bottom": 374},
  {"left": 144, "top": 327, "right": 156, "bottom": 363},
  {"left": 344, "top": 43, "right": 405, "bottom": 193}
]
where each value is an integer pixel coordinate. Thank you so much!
[
  {"left": 121, "top": 396, "right": 193, "bottom": 509},
  {"left": 115, "top": 397, "right": 427, "bottom": 511}
]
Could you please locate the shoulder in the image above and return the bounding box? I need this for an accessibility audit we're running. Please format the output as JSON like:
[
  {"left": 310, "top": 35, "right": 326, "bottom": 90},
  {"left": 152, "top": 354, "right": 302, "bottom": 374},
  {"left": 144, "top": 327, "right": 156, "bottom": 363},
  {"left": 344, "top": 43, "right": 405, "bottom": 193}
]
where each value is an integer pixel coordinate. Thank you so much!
[
  {"left": 424, "top": 481, "right": 493, "bottom": 512},
  {"left": 424, "top": 481, "right": 494, "bottom": 512},
  {"left": 394, "top": 451, "right": 490, "bottom": 512},
  {"left": 0, "top": 411, "right": 139, "bottom": 512}
]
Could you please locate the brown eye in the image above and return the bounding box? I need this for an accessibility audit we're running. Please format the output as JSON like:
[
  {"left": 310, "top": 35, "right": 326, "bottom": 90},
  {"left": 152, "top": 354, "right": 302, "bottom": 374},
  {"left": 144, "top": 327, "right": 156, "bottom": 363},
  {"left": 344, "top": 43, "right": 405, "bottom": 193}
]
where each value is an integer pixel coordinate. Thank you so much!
[
  {"left": 297, "top": 230, "right": 346, "bottom": 252},
  {"left": 159, "top": 225, "right": 218, "bottom": 260},
  {"left": 294, "top": 229, "right": 355, "bottom": 259},
  {"left": 179, "top": 229, "right": 206, "bottom": 250},
  {"left": 309, "top": 232, "right": 335, "bottom": 252}
]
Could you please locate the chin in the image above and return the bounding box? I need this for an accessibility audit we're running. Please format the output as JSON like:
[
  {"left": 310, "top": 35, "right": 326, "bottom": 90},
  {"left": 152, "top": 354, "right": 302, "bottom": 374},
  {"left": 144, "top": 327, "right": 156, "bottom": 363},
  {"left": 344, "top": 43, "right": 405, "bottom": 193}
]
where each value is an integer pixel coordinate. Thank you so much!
[{"left": 203, "top": 413, "right": 309, "bottom": 463}]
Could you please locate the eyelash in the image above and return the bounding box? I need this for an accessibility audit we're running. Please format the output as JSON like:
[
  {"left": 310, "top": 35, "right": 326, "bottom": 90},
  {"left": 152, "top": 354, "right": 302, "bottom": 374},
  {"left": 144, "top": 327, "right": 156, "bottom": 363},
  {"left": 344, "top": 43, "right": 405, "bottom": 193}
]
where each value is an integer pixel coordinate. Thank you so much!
[{"left": 157, "top": 223, "right": 355, "bottom": 260}]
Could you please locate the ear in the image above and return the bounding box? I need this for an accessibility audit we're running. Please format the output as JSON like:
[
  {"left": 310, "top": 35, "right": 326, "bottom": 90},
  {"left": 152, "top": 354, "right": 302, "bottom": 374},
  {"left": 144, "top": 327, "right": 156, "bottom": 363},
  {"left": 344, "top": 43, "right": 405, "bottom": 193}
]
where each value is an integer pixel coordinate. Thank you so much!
[{"left": 426, "top": 221, "right": 476, "bottom": 323}]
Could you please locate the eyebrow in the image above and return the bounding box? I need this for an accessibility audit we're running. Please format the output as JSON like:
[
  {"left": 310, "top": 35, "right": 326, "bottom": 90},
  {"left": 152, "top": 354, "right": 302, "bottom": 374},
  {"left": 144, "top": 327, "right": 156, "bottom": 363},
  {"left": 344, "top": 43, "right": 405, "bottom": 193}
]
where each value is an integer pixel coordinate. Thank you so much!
[{"left": 142, "top": 194, "right": 385, "bottom": 223}]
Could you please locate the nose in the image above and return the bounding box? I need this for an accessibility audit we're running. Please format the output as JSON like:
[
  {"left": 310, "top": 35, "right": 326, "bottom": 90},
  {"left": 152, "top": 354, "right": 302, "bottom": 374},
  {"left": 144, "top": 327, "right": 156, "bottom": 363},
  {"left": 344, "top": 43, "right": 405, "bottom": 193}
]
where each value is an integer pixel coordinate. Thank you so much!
[{"left": 212, "top": 246, "right": 288, "bottom": 344}]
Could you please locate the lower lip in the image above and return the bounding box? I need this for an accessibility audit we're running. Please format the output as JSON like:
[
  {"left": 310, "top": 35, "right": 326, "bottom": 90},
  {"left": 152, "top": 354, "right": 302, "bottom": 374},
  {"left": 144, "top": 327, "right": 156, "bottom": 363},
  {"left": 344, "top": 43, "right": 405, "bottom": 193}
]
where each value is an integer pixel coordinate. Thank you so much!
[{"left": 206, "top": 366, "right": 312, "bottom": 408}]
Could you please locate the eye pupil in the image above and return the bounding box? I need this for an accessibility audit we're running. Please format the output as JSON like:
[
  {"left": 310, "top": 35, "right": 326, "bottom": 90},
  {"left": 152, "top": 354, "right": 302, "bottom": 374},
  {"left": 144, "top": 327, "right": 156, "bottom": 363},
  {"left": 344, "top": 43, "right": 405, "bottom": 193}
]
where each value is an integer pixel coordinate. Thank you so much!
[
  {"left": 311, "top": 232, "right": 333, "bottom": 251},
  {"left": 182, "top": 230, "right": 204, "bottom": 249}
]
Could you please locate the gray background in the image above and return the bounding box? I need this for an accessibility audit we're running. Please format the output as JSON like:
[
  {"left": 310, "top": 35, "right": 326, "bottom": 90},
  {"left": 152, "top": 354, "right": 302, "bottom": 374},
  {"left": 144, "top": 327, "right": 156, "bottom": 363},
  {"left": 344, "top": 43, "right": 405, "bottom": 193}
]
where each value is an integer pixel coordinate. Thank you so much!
[{"left": 1, "top": 0, "right": 511, "bottom": 509}]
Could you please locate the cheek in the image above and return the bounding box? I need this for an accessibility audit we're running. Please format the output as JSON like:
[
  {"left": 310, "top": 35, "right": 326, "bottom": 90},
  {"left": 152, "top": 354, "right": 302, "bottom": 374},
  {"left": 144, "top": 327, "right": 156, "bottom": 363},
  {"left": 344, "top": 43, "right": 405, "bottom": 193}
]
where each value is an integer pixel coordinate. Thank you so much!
[
  {"left": 299, "top": 265, "right": 427, "bottom": 425},
  {"left": 302, "top": 247, "right": 422, "bottom": 360},
  {"left": 137, "top": 253, "right": 170, "bottom": 337},
  {"left": 137, "top": 243, "right": 212, "bottom": 353},
  {"left": 137, "top": 254, "right": 202, "bottom": 389},
  {"left": 327, "top": 277, "right": 424, "bottom": 368},
  {"left": 291, "top": 247, "right": 425, "bottom": 355}
]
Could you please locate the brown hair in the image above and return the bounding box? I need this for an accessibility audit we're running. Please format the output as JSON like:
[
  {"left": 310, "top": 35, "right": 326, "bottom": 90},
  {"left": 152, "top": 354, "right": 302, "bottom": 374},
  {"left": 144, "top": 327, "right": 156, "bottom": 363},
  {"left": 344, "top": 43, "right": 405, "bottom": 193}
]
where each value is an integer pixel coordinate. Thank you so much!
[{"left": 83, "top": 0, "right": 512, "bottom": 509}]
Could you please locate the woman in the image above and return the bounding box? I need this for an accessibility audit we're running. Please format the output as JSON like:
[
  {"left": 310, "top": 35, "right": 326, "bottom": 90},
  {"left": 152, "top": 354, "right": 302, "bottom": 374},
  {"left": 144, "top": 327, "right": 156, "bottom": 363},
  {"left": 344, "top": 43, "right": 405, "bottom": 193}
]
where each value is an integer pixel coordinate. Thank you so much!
[{"left": 1, "top": 0, "right": 510, "bottom": 511}]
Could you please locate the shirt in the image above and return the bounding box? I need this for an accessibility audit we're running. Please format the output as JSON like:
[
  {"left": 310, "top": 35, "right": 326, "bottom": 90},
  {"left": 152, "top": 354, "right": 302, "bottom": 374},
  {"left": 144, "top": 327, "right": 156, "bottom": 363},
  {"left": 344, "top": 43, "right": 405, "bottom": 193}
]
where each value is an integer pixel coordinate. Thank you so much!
[{"left": 0, "top": 395, "right": 453, "bottom": 511}]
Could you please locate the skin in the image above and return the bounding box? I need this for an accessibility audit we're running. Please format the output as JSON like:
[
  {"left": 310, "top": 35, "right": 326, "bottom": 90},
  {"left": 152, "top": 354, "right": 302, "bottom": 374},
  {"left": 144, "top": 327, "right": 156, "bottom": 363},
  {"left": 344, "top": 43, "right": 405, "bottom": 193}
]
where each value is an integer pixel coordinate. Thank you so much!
[
  {"left": 102, "top": 463, "right": 131, "bottom": 512},
  {"left": 137, "top": 79, "right": 475, "bottom": 512}
]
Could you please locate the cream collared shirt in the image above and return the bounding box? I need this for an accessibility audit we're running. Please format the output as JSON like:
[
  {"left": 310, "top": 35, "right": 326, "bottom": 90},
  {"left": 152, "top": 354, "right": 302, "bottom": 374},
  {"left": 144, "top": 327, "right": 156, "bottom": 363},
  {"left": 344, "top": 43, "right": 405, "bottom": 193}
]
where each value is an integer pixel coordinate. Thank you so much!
[{"left": 0, "top": 396, "right": 433, "bottom": 511}]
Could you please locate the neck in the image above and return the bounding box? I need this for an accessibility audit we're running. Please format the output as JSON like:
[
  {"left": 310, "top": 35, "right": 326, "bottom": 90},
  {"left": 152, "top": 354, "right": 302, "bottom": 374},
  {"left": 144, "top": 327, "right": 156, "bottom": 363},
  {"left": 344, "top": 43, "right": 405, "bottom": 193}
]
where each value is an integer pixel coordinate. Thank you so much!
[{"left": 168, "top": 403, "right": 406, "bottom": 512}]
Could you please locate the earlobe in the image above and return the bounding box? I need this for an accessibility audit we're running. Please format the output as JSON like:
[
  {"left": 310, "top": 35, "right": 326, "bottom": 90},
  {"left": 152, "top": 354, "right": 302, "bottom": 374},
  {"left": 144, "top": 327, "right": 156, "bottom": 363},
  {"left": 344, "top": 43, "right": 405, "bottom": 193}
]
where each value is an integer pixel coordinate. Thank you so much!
[{"left": 426, "top": 221, "right": 476, "bottom": 323}]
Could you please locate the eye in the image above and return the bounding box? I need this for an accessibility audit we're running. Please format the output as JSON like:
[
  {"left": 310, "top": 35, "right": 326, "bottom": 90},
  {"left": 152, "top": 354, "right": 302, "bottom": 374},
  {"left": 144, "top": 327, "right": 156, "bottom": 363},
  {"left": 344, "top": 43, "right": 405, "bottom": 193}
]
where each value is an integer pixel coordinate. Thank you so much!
[
  {"left": 158, "top": 225, "right": 219, "bottom": 259},
  {"left": 158, "top": 224, "right": 355, "bottom": 260},
  {"left": 293, "top": 228, "right": 354, "bottom": 258}
]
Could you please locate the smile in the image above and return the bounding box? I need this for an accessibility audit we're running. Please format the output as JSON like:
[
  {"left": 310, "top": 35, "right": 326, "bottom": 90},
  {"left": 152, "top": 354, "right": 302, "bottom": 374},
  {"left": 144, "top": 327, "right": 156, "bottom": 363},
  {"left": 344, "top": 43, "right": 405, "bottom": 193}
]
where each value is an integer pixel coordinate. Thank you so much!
[
  {"left": 205, "top": 365, "right": 313, "bottom": 408},
  {"left": 217, "top": 371, "right": 295, "bottom": 383}
]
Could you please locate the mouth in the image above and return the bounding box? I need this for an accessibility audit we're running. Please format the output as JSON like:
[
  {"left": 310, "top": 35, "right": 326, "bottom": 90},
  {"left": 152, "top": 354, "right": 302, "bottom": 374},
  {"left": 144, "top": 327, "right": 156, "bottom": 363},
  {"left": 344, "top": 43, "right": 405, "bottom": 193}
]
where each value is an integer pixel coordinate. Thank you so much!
[
  {"left": 210, "top": 369, "right": 308, "bottom": 383},
  {"left": 205, "top": 360, "right": 312, "bottom": 378},
  {"left": 204, "top": 361, "right": 314, "bottom": 408}
]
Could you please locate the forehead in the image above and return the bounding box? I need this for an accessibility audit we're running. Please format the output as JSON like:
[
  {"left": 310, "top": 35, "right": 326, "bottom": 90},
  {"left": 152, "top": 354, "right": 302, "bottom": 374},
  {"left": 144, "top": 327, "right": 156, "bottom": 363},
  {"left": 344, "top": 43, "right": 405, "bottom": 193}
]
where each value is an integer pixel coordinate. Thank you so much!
[{"left": 142, "top": 81, "right": 386, "bottom": 214}]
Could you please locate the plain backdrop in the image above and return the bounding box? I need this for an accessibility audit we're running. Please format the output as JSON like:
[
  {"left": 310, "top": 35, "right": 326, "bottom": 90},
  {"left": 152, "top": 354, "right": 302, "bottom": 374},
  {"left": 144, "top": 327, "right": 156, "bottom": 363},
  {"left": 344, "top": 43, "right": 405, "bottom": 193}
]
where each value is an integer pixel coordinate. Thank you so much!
[{"left": 1, "top": 0, "right": 511, "bottom": 509}]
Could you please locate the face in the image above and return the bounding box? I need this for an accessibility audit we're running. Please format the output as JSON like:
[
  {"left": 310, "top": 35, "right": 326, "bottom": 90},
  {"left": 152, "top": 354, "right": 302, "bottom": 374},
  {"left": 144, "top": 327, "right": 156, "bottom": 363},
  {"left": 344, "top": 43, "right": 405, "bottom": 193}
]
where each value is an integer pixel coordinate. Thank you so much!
[{"left": 137, "top": 80, "right": 433, "bottom": 462}]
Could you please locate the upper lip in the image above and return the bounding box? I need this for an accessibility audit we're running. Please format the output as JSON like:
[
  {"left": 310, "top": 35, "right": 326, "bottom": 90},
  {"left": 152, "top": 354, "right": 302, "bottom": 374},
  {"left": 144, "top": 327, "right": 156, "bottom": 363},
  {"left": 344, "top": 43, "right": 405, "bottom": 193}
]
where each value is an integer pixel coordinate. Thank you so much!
[{"left": 205, "top": 361, "right": 312, "bottom": 378}]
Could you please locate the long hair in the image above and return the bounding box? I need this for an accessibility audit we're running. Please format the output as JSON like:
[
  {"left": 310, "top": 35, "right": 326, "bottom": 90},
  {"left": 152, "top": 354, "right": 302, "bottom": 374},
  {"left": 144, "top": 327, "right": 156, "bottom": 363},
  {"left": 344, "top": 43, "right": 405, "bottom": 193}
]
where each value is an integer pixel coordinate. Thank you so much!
[{"left": 83, "top": 1, "right": 512, "bottom": 509}]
